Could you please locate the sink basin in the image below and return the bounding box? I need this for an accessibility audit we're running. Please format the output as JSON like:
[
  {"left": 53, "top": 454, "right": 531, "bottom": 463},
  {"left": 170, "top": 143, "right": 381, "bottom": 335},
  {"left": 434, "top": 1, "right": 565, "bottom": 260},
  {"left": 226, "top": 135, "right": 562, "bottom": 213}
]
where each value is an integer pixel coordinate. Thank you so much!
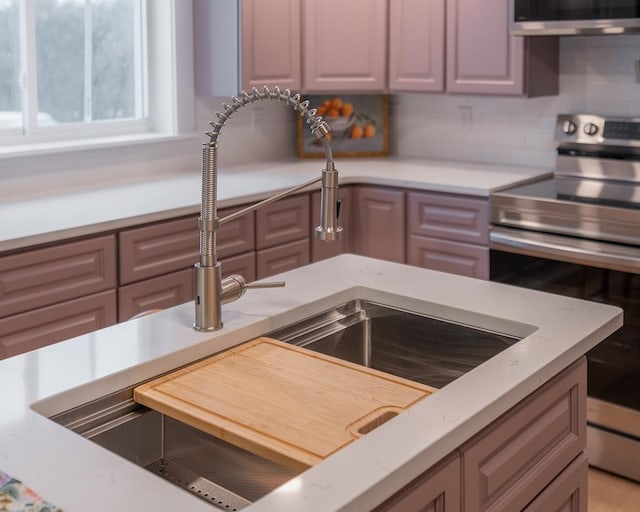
[
  {"left": 268, "top": 299, "right": 521, "bottom": 389},
  {"left": 50, "top": 299, "right": 522, "bottom": 510}
]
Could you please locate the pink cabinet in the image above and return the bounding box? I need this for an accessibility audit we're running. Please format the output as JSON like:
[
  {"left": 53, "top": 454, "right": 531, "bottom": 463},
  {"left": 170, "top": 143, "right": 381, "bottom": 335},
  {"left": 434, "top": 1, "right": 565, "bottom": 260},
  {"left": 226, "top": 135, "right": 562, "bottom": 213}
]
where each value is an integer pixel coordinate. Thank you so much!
[
  {"left": 461, "top": 357, "right": 587, "bottom": 512},
  {"left": 353, "top": 187, "right": 405, "bottom": 263},
  {"left": 389, "top": 0, "right": 446, "bottom": 93},
  {"left": 446, "top": 0, "right": 558, "bottom": 96},
  {"left": 407, "top": 191, "right": 489, "bottom": 279},
  {"left": 302, "top": 0, "right": 387, "bottom": 92},
  {"left": 374, "top": 453, "right": 461, "bottom": 512},
  {"left": 257, "top": 239, "right": 310, "bottom": 279},
  {"left": 256, "top": 194, "right": 309, "bottom": 250},
  {"left": 194, "top": 0, "right": 301, "bottom": 96},
  {"left": 0, "top": 290, "right": 116, "bottom": 359}
]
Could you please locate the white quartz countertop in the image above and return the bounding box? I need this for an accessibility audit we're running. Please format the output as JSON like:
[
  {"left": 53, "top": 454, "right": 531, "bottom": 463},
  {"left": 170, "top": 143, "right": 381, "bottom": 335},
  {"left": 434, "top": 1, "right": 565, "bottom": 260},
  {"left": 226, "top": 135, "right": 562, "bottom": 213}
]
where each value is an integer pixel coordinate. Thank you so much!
[
  {"left": 0, "top": 255, "right": 621, "bottom": 512},
  {"left": 0, "top": 157, "right": 550, "bottom": 252}
]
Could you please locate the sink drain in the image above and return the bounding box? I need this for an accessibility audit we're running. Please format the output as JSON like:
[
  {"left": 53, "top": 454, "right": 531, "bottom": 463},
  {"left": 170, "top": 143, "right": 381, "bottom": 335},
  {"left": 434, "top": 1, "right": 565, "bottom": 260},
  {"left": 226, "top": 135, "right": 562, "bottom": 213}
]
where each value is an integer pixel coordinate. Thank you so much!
[{"left": 146, "top": 459, "right": 251, "bottom": 510}]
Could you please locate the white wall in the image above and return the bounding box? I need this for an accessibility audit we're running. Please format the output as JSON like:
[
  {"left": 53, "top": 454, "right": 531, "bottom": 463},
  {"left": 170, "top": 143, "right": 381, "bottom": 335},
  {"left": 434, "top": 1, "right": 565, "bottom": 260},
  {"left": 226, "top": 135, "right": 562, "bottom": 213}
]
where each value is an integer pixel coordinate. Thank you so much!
[{"left": 391, "top": 35, "right": 640, "bottom": 170}]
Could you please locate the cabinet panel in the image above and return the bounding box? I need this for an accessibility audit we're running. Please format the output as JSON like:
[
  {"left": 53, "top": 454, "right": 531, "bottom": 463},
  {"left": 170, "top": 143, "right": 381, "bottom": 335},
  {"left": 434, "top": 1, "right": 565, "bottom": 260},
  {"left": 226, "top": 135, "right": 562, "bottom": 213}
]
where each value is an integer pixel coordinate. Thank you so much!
[
  {"left": 118, "top": 269, "right": 195, "bottom": 322},
  {"left": 217, "top": 207, "right": 256, "bottom": 260},
  {"left": 389, "top": 0, "right": 445, "bottom": 92},
  {"left": 523, "top": 453, "right": 587, "bottom": 512},
  {"left": 0, "top": 290, "right": 117, "bottom": 359},
  {"left": 242, "top": 0, "right": 301, "bottom": 91},
  {"left": 408, "top": 192, "right": 488, "bottom": 244},
  {"left": 446, "top": 0, "right": 524, "bottom": 95},
  {"left": 462, "top": 357, "right": 586, "bottom": 512},
  {"left": 408, "top": 236, "right": 489, "bottom": 279},
  {"left": 257, "top": 239, "right": 310, "bottom": 279},
  {"left": 221, "top": 251, "right": 256, "bottom": 283},
  {"left": 0, "top": 235, "right": 116, "bottom": 318},
  {"left": 374, "top": 453, "right": 461, "bottom": 512},
  {"left": 353, "top": 187, "right": 405, "bottom": 263},
  {"left": 119, "top": 216, "right": 199, "bottom": 285},
  {"left": 311, "top": 187, "right": 352, "bottom": 262},
  {"left": 256, "top": 194, "right": 310, "bottom": 250},
  {"left": 302, "top": 0, "right": 387, "bottom": 92}
]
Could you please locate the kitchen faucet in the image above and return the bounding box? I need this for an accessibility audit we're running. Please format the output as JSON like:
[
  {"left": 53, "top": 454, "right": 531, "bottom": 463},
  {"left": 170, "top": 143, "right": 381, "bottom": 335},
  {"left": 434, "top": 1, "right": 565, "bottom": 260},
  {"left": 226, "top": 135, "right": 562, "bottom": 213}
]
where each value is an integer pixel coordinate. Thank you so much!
[{"left": 194, "top": 86, "right": 341, "bottom": 331}]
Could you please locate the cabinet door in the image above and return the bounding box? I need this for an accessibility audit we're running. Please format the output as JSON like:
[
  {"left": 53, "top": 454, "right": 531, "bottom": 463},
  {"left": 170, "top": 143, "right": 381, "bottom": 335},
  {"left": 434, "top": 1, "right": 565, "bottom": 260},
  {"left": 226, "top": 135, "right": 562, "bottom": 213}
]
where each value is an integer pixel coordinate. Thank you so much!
[
  {"left": 0, "top": 235, "right": 116, "bottom": 318},
  {"left": 389, "top": 0, "right": 445, "bottom": 92},
  {"left": 118, "top": 269, "right": 195, "bottom": 322},
  {"left": 242, "top": 0, "right": 301, "bottom": 91},
  {"left": 353, "top": 187, "right": 405, "bottom": 263},
  {"left": 446, "top": 0, "right": 524, "bottom": 95},
  {"left": 256, "top": 239, "right": 310, "bottom": 279},
  {"left": 256, "top": 194, "right": 310, "bottom": 250},
  {"left": 374, "top": 453, "right": 461, "bottom": 512},
  {"left": 408, "top": 236, "right": 489, "bottom": 279},
  {"left": 0, "top": 290, "right": 117, "bottom": 360},
  {"left": 462, "top": 357, "right": 587, "bottom": 512},
  {"left": 302, "top": 0, "right": 387, "bottom": 92},
  {"left": 311, "top": 187, "right": 353, "bottom": 262},
  {"left": 523, "top": 453, "right": 588, "bottom": 512},
  {"left": 221, "top": 251, "right": 256, "bottom": 283}
]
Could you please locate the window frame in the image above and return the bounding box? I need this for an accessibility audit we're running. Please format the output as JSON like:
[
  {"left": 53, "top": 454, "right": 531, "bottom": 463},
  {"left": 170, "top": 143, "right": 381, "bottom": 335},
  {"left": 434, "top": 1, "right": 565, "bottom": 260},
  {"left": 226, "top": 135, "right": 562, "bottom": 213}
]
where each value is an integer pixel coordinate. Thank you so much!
[{"left": 0, "top": 0, "right": 194, "bottom": 157}]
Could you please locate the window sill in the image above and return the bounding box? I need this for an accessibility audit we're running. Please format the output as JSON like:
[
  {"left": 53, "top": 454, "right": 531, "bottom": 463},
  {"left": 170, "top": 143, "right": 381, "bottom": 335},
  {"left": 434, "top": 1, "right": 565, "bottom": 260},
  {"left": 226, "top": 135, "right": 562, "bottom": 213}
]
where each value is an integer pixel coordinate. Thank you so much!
[{"left": 0, "top": 131, "right": 200, "bottom": 160}]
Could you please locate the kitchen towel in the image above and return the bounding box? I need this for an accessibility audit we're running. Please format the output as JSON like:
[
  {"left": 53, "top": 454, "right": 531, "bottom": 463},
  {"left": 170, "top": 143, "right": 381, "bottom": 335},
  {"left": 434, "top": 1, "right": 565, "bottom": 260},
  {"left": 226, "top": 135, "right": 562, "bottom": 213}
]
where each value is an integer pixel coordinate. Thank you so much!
[{"left": 0, "top": 470, "right": 62, "bottom": 512}]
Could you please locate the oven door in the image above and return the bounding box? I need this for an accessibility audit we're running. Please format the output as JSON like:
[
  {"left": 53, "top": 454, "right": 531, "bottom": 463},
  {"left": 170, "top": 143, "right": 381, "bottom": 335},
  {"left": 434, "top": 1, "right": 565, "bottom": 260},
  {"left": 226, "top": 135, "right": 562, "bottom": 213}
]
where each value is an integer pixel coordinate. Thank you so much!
[
  {"left": 510, "top": 0, "right": 640, "bottom": 35},
  {"left": 490, "top": 226, "right": 640, "bottom": 481}
]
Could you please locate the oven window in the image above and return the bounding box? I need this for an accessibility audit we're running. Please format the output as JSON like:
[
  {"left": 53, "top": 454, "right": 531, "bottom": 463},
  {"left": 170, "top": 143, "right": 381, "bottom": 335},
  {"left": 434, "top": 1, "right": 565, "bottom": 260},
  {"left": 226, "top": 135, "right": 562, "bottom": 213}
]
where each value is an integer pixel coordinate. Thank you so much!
[
  {"left": 514, "top": 1, "right": 640, "bottom": 22},
  {"left": 491, "top": 250, "right": 640, "bottom": 411}
]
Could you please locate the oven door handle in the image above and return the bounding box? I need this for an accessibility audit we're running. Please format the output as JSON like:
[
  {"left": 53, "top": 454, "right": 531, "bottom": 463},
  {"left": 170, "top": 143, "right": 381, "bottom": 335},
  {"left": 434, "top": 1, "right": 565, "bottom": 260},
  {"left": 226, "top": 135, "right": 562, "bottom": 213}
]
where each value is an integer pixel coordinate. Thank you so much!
[{"left": 490, "top": 227, "right": 640, "bottom": 274}]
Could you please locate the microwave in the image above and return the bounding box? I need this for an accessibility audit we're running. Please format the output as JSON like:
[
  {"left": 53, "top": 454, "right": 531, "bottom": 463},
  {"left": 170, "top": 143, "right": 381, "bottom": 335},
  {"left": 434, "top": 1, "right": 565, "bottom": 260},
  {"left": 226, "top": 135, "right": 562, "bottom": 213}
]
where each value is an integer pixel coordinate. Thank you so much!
[{"left": 510, "top": 0, "right": 640, "bottom": 35}]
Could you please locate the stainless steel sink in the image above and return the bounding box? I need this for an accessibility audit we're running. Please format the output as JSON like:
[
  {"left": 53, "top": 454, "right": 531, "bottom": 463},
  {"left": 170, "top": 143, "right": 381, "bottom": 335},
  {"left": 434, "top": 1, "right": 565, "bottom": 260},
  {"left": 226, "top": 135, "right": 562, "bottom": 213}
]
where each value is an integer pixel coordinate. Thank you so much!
[
  {"left": 51, "top": 299, "right": 521, "bottom": 510},
  {"left": 268, "top": 299, "right": 521, "bottom": 389}
]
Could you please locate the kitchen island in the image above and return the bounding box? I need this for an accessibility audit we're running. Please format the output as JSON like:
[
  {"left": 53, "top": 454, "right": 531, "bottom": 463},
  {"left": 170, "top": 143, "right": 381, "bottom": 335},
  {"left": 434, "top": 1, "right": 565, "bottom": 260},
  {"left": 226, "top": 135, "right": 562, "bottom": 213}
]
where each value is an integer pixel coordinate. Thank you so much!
[{"left": 0, "top": 254, "right": 621, "bottom": 512}]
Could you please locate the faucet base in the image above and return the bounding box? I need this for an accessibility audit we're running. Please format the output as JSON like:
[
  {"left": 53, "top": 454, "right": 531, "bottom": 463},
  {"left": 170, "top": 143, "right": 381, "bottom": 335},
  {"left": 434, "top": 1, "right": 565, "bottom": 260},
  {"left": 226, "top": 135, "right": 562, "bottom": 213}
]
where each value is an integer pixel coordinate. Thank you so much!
[{"left": 194, "top": 262, "right": 223, "bottom": 331}]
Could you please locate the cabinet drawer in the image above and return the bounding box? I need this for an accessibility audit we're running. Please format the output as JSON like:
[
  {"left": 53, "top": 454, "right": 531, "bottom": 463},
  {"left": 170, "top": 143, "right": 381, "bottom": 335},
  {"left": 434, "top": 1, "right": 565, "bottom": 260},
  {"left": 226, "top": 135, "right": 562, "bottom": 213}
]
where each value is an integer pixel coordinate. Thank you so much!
[
  {"left": 118, "top": 268, "right": 195, "bottom": 322},
  {"left": 374, "top": 453, "right": 461, "bottom": 512},
  {"left": 0, "top": 290, "right": 117, "bottom": 359},
  {"left": 256, "top": 194, "right": 310, "bottom": 250},
  {"left": 257, "top": 239, "right": 310, "bottom": 279},
  {"left": 221, "top": 251, "right": 256, "bottom": 283},
  {"left": 119, "top": 216, "right": 199, "bottom": 285},
  {"left": 408, "top": 235, "right": 489, "bottom": 279},
  {"left": 408, "top": 192, "right": 488, "bottom": 244},
  {"left": 523, "top": 453, "right": 587, "bottom": 512},
  {"left": 462, "top": 357, "right": 586, "bottom": 512},
  {"left": 0, "top": 235, "right": 116, "bottom": 318}
]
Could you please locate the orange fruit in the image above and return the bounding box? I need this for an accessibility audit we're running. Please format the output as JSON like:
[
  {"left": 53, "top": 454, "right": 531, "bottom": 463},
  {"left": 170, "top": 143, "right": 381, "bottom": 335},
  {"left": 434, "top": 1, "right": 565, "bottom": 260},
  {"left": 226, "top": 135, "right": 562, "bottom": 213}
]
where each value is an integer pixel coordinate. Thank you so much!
[
  {"left": 316, "top": 106, "right": 327, "bottom": 116},
  {"left": 326, "top": 108, "right": 340, "bottom": 118},
  {"left": 340, "top": 103, "right": 354, "bottom": 117},
  {"left": 331, "top": 98, "right": 343, "bottom": 109},
  {"left": 351, "top": 125, "right": 364, "bottom": 139},
  {"left": 364, "top": 123, "right": 376, "bottom": 138}
]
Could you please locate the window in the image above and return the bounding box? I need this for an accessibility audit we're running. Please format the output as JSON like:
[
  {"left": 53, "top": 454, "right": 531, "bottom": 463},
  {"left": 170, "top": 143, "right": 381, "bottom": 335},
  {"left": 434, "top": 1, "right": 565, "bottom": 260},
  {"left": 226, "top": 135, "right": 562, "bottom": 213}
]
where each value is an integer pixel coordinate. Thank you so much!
[{"left": 0, "top": 0, "right": 187, "bottom": 150}]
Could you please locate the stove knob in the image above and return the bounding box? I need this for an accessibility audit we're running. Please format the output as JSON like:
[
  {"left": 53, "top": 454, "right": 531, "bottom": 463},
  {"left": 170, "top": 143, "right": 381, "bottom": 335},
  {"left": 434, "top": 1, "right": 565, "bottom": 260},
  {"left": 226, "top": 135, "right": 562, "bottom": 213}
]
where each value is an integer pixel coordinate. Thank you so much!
[
  {"left": 562, "top": 120, "right": 577, "bottom": 135},
  {"left": 584, "top": 122, "right": 599, "bottom": 136}
]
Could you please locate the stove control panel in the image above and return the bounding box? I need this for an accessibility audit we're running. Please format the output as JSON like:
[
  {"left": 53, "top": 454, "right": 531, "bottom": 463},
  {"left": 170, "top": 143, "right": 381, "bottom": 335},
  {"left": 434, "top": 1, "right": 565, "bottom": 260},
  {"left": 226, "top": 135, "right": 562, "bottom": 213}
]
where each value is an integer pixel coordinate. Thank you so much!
[{"left": 556, "top": 114, "right": 640, "bottom": 148}]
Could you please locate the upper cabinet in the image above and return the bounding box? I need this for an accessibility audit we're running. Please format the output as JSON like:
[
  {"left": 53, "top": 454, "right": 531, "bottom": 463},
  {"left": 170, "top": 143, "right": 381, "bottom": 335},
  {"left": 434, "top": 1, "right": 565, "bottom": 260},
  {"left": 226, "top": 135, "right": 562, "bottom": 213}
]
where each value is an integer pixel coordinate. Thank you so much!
[
  {"left": 194, "top": 0, "right": 301, "bottom": 96},
  {"left": 302, "top": 0, "right": 387, "bottom": 92},
  {"left": 388, "top": 0, "right": 446, "bottom": 93},
  {"left": 194, "top": 0, "right": 557, "bottom": 98},
  {"left": 445, "top": 0, "right": 558, "bottom": 96}
]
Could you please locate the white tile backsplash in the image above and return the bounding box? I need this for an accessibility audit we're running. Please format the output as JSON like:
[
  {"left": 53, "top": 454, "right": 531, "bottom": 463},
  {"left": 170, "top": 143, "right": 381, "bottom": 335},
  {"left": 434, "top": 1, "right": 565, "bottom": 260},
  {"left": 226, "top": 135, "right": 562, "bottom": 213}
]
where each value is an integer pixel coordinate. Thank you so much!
[{"left": 392, "top": 35, "right": 640, "bottom": 169}]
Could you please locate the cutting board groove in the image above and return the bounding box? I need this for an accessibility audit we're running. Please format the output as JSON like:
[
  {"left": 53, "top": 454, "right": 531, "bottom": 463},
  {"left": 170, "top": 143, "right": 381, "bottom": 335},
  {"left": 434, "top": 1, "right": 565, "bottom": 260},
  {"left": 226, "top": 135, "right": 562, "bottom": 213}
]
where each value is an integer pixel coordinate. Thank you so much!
[{"left": 134, "top": 337, "right": 437, "bottom": 471}]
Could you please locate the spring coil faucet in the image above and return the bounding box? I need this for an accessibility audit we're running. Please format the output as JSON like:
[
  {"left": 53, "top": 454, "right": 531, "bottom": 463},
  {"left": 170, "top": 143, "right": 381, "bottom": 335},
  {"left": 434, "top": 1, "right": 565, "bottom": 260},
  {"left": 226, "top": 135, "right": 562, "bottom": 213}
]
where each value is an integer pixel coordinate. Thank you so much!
[{"left": 195, "top": 86, "right": 342, "bottom": 331}]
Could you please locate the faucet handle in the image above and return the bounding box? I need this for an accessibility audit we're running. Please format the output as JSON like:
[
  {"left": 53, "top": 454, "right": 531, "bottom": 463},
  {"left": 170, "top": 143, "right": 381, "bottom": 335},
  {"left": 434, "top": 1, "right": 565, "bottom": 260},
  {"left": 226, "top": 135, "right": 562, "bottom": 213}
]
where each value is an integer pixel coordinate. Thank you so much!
[{"left": 245, "top": 281, "right": 286, "bottom": 289}]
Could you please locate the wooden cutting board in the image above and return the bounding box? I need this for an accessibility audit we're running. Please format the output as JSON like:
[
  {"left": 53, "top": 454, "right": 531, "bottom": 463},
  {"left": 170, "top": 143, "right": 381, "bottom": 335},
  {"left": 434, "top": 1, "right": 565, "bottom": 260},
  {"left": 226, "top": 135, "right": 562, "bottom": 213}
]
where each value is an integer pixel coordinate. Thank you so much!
[{"left": 134, "top": 337, "right": 436, "bottom": 471}]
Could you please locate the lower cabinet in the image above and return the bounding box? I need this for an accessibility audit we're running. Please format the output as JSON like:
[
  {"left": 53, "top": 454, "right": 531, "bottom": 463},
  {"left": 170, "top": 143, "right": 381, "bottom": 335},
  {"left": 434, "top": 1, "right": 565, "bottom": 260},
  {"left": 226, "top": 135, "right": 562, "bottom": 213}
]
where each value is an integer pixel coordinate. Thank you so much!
[
  {"left": 257, "top": 239, "right": 310, "bottom": 279},
  {"left": 0, "top": 290, "right": 117, "bottom": 359},
  {"left": 374, "top": 358, "right": 587, "bottom": 512},
  {"left": 353, "top": 186, "right": 406, "bottom": 263},
  {"left": 374, "top": 453, "right": 461, "bottom": 512},
  {"left": 407, "top": 235, "right": 489, "bottom": 279}
]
